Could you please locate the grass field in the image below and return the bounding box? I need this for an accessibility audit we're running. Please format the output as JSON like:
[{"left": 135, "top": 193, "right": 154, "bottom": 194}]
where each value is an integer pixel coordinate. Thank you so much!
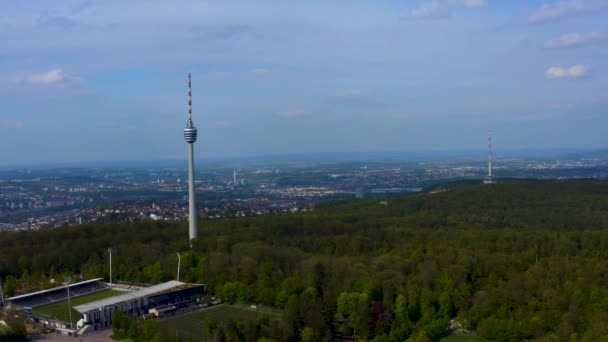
[
  {"left": 439, "top": 332, "right": 488, "bottom": 342},
  {"left": 160, "top": 304, "right": 282, "bottom": 341},
  {"left": 33, "top": 290, "right": 123, "bottom": 324}
]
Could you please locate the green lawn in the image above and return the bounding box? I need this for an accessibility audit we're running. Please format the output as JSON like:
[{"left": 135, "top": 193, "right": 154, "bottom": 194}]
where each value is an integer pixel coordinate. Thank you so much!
[
  {"left": 33, "top": 289, "right": 123, "bottom": 324},
  {"left": 439, "top": 332, "right": 488, "bottom": 342},
  {"left": 230, "top": 302, "right": 282, "bottom": 318},
  {"left": 160, "top": 304, "right": 282, "bottom": 341}
]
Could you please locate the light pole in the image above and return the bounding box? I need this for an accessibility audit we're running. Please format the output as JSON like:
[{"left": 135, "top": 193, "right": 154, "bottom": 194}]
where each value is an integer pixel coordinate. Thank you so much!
[
  {"left": 0, "top": 279, "right": 5, "bottom": 307},
  {"left": 65, "top": 276, "right": 73, "bottom": 329},
  {"left": 176, "top": 253, "right": 181, "bottom": 282},
  {"left": 108, "top": 248, "right": 113, "bottom": 287}
]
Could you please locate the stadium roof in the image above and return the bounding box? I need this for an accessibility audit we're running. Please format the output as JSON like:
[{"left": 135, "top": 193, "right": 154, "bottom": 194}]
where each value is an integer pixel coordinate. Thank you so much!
[
  {"left": 74, "top": 281, "right": 189, "bottom": 313},
  {"left": 7, "top": 278, "right": 104, "bottom": 301}
]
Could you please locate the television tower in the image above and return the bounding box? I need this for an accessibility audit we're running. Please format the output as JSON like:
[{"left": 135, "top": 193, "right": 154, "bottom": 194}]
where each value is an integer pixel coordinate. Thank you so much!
[
  {"left": 484, "top": 130, "right": 493, "bottom": 184},
  {"left": 184, "top": 73, "right": 198, "bottom": 242}
]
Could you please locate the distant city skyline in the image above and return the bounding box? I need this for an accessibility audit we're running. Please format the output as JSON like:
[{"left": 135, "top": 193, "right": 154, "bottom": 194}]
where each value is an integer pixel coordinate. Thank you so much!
[{"left": 1, "top": 0, "right": 607, "bottom": 164}]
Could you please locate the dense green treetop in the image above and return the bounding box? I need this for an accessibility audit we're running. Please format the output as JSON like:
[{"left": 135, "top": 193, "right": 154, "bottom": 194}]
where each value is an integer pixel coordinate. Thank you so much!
[{"left": 2, "top": 181, "right": 608, "bottom": 341}]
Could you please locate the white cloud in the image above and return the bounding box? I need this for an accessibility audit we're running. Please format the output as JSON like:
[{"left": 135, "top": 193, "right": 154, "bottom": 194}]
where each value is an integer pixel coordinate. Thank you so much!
[
  {"left": 0, "top": 120, "right": 25, "bottom": 129},
  {"left": 447, "top": 0, "right": 485, "bottom": 8},
  {"left": 496, "top": 113, "right": 560, "bottom": 122},
  {"left": 546, "top": 103, "right": 577, "bottom": 110},
  {"left": 411, "top": 3, "right": 450, "bottom": 19},
  {"left": 526, "top": 0, "right": 608, "bottom": 23},
  {"left": 12, "top": 69, "right": 81, "bottom": 87},
  {"left": 411, "top": 0, "right": 484, "bottom": 19},
  {"left": 208, "top": 68, "right": 270, "bottom": 79},
  {"left": 544, "top": 32, "right": 607, "bottom": 48},
  {"left": 546, "top": 64, "right": 588, "bottom": 79}
]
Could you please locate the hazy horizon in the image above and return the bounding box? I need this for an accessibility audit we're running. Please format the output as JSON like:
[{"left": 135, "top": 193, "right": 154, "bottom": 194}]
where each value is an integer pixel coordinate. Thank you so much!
[
  {"left": 1, "top": 0, "right": 607, "bottom": 164},
  {"left": 1, "top": 147, "right": 605, "bottom": 170}
]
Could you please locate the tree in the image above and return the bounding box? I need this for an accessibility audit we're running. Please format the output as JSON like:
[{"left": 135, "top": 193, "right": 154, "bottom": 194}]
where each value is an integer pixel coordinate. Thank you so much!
[
  {"left": 285, "top": 294, "right": 302, "bottom": 339},
  {"left": 2, "top": 276, "right": 18, "bottom": 297},
  {"left": 408, "top": 330, "right": 432, "bottom": 342},
  {"left": 222, "top": 281, "right": 247, "bottom": 303},
  {"left": 205, "top": 317, "right": 219, "bottom": 337},
  {"left": 2, "top": 312, "right": 27, "bottom": 342},
  {"left": 395, "top": 294, "right": 409, "bottom": 325},
  {"left": 142, "top": 319, "right": 161, "bottom": 341},
  {"left": 389, "top": 325, "right": 412, "bottom": 342},
  {"left": 439, "top": 291, "right": 456, "bottom": 318},
  {"left": 257, "top": 287, "right": 276, "bottom": 305},
  {"left": 112, "top": 310, "right": 130, "bottom": 339},
  {"left": 337, "top": 292, "right": 351, "bottom": 317},
  {"left": 150, "top": 332, "right": 164, "bottom": 342},
  {"left": 351, "top": 296, "right": 371, "bottom": 340},
  {"left": 301, "top": 327, "right": 315, "bottom": 342},
  {"left": 127, "top": 317, "right": 138, "bottom": 339},
  {"left": 371, "top": 302, "right": 392, "bottom": 336},
  {"left": 370, "top": 334, "right": 390, "bottom": 342},
  {"left": 2, "top": 182, "right": 608, "bottom": 342},
  {"left": 313, "top": 261, "right": 326, "bottom": 298}
]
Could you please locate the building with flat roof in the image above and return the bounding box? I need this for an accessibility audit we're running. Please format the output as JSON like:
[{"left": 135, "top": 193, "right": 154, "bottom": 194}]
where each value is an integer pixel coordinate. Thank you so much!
[{"left": 74, "top": 280, "right": 206, "bottom": 330}]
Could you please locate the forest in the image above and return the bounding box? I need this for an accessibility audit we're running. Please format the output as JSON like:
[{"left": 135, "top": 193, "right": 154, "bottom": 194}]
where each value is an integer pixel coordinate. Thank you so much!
[{"left": 2, "top": 181, "right": 608, "bottom": 341}]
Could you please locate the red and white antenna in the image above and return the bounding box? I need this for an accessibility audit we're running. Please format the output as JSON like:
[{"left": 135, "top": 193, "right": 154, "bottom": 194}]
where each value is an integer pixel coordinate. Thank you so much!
[
  {"left": 184, "top": 73, "right": 197, "bottom": 139},
  {"left": 188, "top": 72, "right": 192, "bottom": 119}
]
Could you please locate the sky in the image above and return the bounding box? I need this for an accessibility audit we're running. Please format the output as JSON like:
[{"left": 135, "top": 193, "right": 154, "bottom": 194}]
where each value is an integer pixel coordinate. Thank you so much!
[{"left": 0, "top": 0, "right": 607, "bottom": 164}]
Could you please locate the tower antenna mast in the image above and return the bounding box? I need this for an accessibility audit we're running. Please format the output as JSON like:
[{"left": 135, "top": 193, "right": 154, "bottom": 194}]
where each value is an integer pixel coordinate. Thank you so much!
[{"left": 188, "top": 74, "right": 193, "bottom": 122}]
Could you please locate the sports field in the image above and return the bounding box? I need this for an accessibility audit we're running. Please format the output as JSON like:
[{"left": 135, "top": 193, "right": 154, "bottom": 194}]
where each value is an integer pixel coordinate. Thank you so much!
[
  {"left": 160, "top": 304, "right": 282, "bottom": 341},
  {"left": 33, "top": 289, "right": 123, "bottom": 324}
]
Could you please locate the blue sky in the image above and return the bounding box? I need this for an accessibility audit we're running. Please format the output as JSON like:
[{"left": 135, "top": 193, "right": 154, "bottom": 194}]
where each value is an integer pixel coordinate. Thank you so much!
[{"left": 0, "top": 0, "right": 607, "bottom": 164}]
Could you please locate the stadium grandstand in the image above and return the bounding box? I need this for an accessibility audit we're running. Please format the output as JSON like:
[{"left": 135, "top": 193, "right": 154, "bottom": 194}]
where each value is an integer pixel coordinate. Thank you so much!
[
  {"left": 74, "top": 280, "right": 206, "bottom": 330},
  {"left": 7, "top": 278, "right": 107, "bottom": 309}
]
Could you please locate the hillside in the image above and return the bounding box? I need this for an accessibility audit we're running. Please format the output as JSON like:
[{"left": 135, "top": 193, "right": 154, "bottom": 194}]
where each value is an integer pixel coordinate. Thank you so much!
[{"left": 2, "top": 181, "right": 608, "bottom": 341}]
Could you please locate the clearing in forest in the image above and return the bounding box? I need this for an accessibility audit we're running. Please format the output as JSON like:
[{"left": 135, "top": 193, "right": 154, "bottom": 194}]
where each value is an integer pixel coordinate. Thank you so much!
[{"left": 160, "top": 303, "right": 282, "bottom": 341}]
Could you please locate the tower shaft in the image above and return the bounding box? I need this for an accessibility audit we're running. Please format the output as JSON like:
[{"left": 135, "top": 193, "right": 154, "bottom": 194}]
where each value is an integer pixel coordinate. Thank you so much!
[{"left": 187, "top": 143, "right": 198, "bottom": 241}]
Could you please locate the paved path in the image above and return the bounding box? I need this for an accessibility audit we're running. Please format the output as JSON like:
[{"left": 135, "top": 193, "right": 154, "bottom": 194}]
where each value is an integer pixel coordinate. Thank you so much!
[{"left": 31, "top": 330, "right": 113, "bottom": 342}]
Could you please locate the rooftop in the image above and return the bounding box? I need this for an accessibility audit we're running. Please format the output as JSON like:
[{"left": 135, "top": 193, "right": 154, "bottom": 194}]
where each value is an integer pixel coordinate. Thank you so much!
[
  {"left": 73, "top": 280, "right": 198, "bottom": 313},
  {"left": 7, "top": 278, "right": 104, "bottom": 301}
]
